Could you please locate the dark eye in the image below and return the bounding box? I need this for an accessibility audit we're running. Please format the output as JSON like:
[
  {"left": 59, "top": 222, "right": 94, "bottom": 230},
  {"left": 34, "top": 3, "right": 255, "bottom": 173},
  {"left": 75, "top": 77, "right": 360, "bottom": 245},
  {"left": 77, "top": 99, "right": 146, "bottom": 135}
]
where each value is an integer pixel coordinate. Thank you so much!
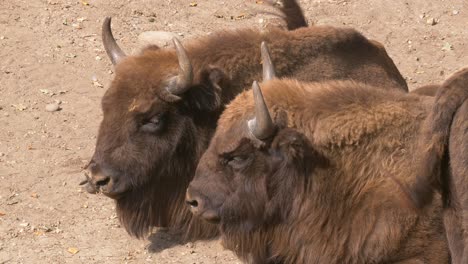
[
  {"left": 141, "top": 114, "right": 165, "bottom": 133},
  {"left": 227, "top": 155, "right": 250, "bottom": 170}
]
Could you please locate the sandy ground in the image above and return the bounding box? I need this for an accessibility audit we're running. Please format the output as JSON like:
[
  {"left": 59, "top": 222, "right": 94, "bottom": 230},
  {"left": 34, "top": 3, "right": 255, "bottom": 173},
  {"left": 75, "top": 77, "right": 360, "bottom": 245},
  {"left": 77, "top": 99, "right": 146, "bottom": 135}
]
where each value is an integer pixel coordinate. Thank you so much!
[{"left": 0, "top": 0, "right": 466, "bottom": 263}]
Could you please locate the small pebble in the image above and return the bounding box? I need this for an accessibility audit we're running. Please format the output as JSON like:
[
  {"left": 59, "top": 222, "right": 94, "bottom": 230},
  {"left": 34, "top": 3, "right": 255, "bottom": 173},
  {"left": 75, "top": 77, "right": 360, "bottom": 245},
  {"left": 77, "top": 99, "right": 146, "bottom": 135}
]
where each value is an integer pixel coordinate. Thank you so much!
[
  {"left": 426, "top": 18, "right": 437, "bottom": 26},
  {"left": 45, "top": 103, "right": 60, "bottom": 112},
  {"left": 452, "top": 10, "right": 459, "bottom": 15}
]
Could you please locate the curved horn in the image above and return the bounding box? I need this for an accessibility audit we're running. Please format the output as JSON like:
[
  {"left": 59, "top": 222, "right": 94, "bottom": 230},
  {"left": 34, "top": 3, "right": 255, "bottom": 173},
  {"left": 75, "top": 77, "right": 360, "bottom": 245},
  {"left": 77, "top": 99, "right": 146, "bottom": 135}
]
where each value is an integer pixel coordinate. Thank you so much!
[
  {"left": 166, "top": 38, "right": 194, "bottom": 95},
  {"left": 248, "top": 81, "right": 275, "bottom": 140},
  {"left": 102, "top": 17, "right": 127, "bottom": 65},
  {"left": 261, "top": 41, "right": 276, "bottom": 81}
]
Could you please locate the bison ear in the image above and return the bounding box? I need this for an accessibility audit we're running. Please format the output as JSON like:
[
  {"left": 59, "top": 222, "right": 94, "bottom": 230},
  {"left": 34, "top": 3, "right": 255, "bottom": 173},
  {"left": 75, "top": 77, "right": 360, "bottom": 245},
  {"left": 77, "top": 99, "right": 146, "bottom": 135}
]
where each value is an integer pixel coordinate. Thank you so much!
[
  {"left": 270, "top": 128, "right": 325, "bottom": 173},
  {"left": 271, "top": 129, "right": 309, "bottom": 162},
  {"left": 181, "top": 67, "right": 229, "bottom": 111}
]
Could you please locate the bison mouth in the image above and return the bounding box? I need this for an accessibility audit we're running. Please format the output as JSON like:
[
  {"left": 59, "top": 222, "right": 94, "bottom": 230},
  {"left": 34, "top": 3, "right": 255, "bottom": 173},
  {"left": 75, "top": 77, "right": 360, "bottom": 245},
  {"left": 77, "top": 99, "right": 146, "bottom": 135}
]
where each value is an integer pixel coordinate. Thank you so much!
[
  {"left": 185, "top": 199, "right": 221, "bottom": 224},
  {"left": 199, "top": 209, "right": 221, "bottom": 224},
  {"left": 80, "top": 172, "right": 128, "bottom": 200}
]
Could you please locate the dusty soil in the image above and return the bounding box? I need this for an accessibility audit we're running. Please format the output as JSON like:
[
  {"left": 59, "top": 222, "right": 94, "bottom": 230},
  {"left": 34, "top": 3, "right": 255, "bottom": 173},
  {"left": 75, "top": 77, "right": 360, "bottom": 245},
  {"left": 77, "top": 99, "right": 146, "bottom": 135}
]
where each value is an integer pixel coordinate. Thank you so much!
[{"left": 0, "top": 0, "right": 466, "bottom": 263}]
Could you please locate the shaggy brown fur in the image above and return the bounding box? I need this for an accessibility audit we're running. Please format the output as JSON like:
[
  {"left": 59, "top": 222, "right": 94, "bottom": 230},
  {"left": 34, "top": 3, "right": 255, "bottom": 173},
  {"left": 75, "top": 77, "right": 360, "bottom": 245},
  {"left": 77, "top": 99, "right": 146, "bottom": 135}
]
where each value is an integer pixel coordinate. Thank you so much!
[
  {"left": 411, "top": 84, "right": 440, "bottom": 96},
  {"left": 444, "top": 100, "right": 468, "bottom": 263},
  {"left": 398, "top": 69, "right": 468, "bottom": 264},
  {"left": 86, "top": 13, "right": 408, "bottom": 240},
  {"left": 188, "top": 79, "right": 451, "bottom": 263}
]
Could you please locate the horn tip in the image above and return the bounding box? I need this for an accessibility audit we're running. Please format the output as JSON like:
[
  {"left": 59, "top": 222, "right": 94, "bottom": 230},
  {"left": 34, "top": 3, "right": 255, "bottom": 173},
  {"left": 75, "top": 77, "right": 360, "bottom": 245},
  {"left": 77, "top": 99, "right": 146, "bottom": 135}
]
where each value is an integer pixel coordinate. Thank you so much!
[
  {"left": 172, "top": 37, "right": 182, "bottom": 46},
  {"left": 252, "top": 80, "right": 260, "bottom": 91},
  {"left": 103, "top": 17, "right": 111, "bottom": 26}
]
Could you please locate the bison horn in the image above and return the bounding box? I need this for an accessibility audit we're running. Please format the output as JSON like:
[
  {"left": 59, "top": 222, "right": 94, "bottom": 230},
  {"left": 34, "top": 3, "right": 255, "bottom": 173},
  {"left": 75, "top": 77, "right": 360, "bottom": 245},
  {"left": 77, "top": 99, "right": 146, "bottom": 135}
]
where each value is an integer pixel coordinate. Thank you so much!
[
  {"left": 102, "top": 17, "right": 127, "bottom": 65},
  {"left": 248, "top": 81, "right": 275, "bottom": 140},
  {"left": 261, "top": 41, "right": 276, "bottom": 81},
  {"left": 166, "top": 38, "right": 194, "bottom": 95}
]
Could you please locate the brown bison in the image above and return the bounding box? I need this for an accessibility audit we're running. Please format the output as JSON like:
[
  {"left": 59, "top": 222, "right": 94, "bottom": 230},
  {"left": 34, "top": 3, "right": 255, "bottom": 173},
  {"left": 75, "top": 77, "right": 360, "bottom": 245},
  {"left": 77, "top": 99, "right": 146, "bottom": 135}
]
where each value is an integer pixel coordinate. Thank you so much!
[
  {"left": 398, "top": 68, "right": 468, "bottom": 264},
  {"left": 83, "top": 4, "right": 409, "bottom": 240},
  {"left": 186, "top": 63, "right": 466, "bottom": 263}
]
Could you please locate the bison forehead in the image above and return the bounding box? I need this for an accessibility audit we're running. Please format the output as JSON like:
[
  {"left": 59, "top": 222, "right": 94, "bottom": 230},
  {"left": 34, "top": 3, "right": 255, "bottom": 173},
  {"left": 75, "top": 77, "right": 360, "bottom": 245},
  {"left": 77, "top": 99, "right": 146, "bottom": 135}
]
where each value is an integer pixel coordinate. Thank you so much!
[{"left": 111, "top": 50, "right": 180, "bottom": 95}]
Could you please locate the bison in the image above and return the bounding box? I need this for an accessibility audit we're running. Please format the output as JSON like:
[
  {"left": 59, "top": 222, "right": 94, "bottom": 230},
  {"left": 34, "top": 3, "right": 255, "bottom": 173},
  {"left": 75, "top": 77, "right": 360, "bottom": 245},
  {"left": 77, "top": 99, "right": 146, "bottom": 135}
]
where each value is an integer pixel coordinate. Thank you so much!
[
  {"left": 397, "top": 68, "right": 468, "bottom": 264},
  {"left": 83, "top": 2, "right": 409, "bottom": 241},
  {"left": 185, "top": 56, "right": 465, "bottom": 263}
]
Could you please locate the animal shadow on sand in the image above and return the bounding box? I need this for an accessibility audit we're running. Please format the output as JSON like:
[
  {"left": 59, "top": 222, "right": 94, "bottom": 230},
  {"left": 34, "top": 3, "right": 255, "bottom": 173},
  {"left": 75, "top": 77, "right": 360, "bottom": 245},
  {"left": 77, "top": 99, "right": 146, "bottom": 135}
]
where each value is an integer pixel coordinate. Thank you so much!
[{"left": 146, "top": 228, "right": 187, "bottom": 253}]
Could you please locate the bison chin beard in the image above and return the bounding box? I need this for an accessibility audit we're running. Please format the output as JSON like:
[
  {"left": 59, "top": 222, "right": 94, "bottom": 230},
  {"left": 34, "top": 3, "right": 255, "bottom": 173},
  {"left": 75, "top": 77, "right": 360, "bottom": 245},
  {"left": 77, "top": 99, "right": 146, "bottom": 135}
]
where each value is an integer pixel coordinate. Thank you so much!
[{"left": 115, "top": 172, "right": 219, "bottom": 241}]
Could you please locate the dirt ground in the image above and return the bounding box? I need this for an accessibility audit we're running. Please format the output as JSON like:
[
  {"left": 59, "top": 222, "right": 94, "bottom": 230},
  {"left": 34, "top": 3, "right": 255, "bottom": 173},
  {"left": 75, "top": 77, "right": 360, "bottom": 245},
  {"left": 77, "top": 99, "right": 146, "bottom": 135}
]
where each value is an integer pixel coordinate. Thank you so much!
[{"left": 0, "top": 0, "right": 466, "bottom": 263}]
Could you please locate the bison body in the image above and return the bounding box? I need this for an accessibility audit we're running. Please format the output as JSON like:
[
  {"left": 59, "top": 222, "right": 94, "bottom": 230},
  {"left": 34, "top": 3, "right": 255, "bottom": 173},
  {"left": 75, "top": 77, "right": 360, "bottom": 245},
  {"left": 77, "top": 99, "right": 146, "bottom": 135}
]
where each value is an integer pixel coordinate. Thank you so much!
[
  {"left": 187, "top": 77, "right": 453, "bottom": 263},
  {"left": 85, "top": 12, "right": 408, "bottom": 240},
  {"left": 400, "top": 68, "right": 468, "bottom": 264}
]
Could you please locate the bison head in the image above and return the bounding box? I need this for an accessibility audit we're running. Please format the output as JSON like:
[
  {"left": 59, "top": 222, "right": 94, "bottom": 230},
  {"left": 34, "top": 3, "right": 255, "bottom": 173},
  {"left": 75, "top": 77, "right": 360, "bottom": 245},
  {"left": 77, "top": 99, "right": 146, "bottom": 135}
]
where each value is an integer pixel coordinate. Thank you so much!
[
  {"left": 84, "top": 17, "right": 228, "bottom": 238},
  {"left": 186, "top": 79, "right": 325, "bottom": 233}
]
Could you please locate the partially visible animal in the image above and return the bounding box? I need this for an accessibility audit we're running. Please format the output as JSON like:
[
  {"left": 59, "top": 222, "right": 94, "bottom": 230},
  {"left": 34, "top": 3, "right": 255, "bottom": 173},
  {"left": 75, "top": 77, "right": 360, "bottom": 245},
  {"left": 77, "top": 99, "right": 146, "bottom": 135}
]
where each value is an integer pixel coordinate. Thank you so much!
[
  {"left": 186, "top": 61, "right": 462, "bottom": 263},
  {"left": 83, "top": 1, "right": 408, "bottom": 241},
  {"left": 267, "top": 0, "right": 309, "bottom": 30},
  {"left": 398, "top": 68, "right": 468, "bottom": 264},
  {"left": 411, "top": 84, "right": 440, "bottom": 96}
]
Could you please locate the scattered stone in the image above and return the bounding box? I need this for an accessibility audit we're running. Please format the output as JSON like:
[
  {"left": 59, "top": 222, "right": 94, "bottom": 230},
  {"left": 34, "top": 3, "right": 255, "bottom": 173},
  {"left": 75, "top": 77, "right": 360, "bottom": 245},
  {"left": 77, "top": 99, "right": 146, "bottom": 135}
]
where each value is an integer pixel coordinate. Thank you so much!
[
  {"left": 442, "top": 42, "right": 453, "bottom": 51},
  {"left": 426, "top": 18, "right": 437, "bottom": 26},
  {"left": 95, "top": 56, "right": 102, "bottom": 61},
  {"left": 39, "top": 225, "right": 52, "bottom": 232},
  {"left": 0, "top": 36, "right": 5, "bottom": 40},
  {"left": 11, "top": 104, "right": 27, "bottom": 111},
  {"left": 148, "top": 17, "right": 155, "bottom": 22},
  {"left": 72, "top": 23, "right": 82, "bottom": 29},
  {"left": 189, "top": 2, "right": 197, "bottom": 7},
  {"left": 45, "top": 102, "right": 60, "bottom": 112},
  {"left": 452, "top": 10, "right": 459, "bottom": 15},
  {"left": 67, "top": 247, "right": 79, "bottom": 254},
  {"left": 138, "top": 31, "right": 179, "bottom": 48},
  {"left": 93, "top": 80, "right": 104, "bottom": 88},
  {"left": 19, "top": 222, "right": 29, "bottom": 227},
  {"left": 40, "top": 89, "right": 56, "bottom": 96}
]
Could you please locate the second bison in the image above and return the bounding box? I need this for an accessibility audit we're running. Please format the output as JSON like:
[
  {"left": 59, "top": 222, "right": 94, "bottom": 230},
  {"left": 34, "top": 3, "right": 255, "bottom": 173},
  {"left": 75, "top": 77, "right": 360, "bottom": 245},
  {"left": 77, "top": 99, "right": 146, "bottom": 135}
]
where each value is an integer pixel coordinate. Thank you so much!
[{"left": 186, "top": 67, "right": 468, "bottom": 262}]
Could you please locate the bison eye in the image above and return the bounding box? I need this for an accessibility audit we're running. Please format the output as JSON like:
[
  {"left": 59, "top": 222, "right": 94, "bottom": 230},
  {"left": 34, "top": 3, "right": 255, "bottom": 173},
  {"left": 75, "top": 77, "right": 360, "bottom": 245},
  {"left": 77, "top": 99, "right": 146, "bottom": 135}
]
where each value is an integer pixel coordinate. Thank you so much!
[
  {"left": 141, "top": 114, "right": 165, "bottom": 133},
  {"left": 226, "top": 155, "right": 250, "bottom": 170}
]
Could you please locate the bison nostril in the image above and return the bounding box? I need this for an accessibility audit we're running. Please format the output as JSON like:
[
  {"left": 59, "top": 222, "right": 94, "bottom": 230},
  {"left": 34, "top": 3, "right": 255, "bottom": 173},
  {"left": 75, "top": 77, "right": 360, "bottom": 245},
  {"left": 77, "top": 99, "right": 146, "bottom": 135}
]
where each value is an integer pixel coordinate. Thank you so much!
[
  {"left": 95, "top": 176, "right": 110, "bottom": 187},
  {"left": 186, "top": 199, "right": 199, "bottom": 208}
]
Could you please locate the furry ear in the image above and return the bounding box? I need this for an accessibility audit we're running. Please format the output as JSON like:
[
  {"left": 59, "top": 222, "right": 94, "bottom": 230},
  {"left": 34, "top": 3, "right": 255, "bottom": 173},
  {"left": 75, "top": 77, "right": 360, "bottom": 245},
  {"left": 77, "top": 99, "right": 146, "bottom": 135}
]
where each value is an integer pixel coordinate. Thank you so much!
[
  {"left": 181, "top": 67, "right": 230, "bottom": 112},
  {"left": 270, "top": 128, "right": 327, "bottom": 175},
  {"left": 271, "top": 129, "right": 309, "bottom": 162}
]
